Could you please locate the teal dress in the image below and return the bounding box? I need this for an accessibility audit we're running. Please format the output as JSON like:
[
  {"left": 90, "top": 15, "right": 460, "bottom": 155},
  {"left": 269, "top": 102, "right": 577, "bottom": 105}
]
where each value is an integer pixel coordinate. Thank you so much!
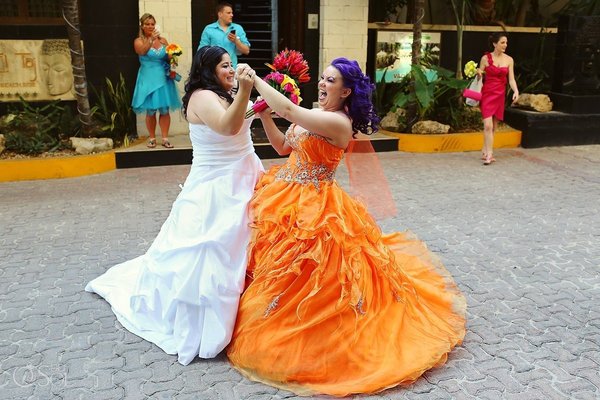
[{"left": 132, "top": 46, "right": 182, "bottom": 115}]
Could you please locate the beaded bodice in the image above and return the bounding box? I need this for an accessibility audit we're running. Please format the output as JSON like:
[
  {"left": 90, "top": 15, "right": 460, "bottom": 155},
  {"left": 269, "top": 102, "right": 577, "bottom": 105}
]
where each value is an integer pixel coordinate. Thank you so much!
[{"left": 275, "top": 125, "right": 344, "bottom": 190}]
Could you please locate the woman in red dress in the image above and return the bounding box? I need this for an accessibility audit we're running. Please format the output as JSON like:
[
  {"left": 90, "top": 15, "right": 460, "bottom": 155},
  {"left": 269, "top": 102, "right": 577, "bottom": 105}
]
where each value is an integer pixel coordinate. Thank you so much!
[{"left": 477, "top": 32, "right": 520, "bottom": 165}]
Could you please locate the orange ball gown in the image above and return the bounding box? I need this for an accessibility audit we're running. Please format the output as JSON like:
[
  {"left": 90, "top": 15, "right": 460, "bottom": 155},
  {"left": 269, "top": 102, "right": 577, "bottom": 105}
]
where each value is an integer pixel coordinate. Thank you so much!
[{"left": 226, "top": 125, "right": 467, "bottom": 397}]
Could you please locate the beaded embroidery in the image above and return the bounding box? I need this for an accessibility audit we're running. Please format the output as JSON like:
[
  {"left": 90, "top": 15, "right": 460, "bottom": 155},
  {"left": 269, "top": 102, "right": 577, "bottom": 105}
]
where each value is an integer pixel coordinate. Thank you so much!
[
  {"left": 356, "top": 297, "right": 366, "bottom": 315},
  {"left": 276, "top": 128, "right": 335, "bottom": 190},
  {"left": 275, "top": 160, "right": 335, "bottom": 191},
  {"left": 263, "top": 294, "right": 283, "bottom": 318}
]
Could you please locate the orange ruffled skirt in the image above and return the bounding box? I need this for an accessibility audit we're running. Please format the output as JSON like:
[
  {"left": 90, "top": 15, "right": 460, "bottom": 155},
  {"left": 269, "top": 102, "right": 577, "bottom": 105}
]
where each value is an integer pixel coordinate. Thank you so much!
[{"left": 227, "top": 166, "right": 467, "bottom": 397}]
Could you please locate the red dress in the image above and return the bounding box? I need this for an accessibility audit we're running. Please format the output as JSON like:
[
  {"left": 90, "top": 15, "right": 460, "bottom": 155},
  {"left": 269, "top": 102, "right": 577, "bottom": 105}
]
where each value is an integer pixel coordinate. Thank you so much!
[{"left": 480, "top": 52, "right": 508, "bottom": 120}]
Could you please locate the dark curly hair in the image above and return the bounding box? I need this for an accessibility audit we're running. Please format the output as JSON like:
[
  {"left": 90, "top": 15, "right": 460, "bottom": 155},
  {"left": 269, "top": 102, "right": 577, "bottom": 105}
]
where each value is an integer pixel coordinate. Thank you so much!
[
  {"left": 182, "top": 46, "right": 233, "bottom": 118},
  {"left": 330, "top": 57, "right": 380, "bottom": 135}
]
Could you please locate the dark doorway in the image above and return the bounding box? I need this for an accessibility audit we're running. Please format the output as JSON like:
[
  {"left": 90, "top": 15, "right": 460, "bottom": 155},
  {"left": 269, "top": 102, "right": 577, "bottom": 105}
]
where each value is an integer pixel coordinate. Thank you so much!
[{"left": 191, "top": 0, "right": 319, "bottom": 107}]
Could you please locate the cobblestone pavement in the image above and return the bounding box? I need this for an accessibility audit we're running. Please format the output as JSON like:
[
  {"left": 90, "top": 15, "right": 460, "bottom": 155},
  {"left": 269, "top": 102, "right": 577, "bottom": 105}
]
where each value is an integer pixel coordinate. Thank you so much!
[{"left": 1, "top": 146, "right": 599, "bottom": 400}]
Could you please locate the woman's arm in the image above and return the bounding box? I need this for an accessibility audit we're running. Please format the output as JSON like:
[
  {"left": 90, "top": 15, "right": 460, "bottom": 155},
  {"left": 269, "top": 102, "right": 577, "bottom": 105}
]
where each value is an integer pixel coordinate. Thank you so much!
[
  {"left": 186, "top": 67, "right": 255, "bottom": 135},
  {"left": 133, "top": 37, "right": 153, "bottom": 55},
  {"left": 476, "top": 54, "right": 488, "bottom": 77},
  {"left": 252, "top": 76, "right": 353, "bottom": 148},
  {"left": 256, "top": 110, "right": 292, "bottom": 155},
  {"left": 508, "top": 56, "right": 519, "bottom": 103}
]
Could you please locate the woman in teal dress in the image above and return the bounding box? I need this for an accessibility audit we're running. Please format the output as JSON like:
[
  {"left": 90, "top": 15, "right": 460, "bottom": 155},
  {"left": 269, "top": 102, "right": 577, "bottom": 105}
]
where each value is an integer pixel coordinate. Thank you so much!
[{"left": 132, "top": 13, "right": 182, "bottom": 148}]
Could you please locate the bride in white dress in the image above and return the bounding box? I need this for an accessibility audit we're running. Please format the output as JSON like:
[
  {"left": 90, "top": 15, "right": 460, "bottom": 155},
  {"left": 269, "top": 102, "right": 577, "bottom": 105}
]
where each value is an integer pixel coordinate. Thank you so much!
[{"left": 85, "top": 46, "right": 263, "bottom": 365}]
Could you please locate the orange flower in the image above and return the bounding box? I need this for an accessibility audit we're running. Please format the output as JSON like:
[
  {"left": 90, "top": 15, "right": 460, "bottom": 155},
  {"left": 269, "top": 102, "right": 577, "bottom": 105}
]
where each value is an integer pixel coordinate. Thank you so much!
[{"left": 166, "top": 43, "right": 182, "bottom": 57}]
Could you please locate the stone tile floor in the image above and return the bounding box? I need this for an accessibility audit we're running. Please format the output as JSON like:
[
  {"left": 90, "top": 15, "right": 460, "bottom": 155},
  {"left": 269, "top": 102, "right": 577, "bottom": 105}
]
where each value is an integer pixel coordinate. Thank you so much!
[{"left": 1, "top": 146, "right": 599, "bottom": 399}]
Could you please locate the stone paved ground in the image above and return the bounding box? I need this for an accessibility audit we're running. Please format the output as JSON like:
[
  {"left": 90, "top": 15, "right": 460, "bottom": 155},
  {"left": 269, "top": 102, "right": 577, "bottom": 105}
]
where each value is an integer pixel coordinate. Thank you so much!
[{"left": 1, "top": 145, "right": 599, "bottom": 400}]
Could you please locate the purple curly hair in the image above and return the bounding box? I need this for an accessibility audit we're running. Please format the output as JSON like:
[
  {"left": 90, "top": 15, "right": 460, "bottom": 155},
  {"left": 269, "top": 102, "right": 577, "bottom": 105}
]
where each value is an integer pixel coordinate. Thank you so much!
[{"left": 330, "top": 57, "right": 380, "bottom": 135}]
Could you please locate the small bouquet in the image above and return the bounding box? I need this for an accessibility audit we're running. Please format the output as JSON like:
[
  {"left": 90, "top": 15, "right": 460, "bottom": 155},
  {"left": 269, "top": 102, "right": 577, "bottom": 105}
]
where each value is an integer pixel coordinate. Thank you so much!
[
  {"left": 166, "top": 43, "right": 183, "bottom": 82},
  {"left": 462, "top": 60, "right": 482, "bottom": 106},
  {"left": 463, "top": 60, "right": 478, "bottom": 79},
  {"left": 245, "top": 49, "right": 310, "bottom": 118}
]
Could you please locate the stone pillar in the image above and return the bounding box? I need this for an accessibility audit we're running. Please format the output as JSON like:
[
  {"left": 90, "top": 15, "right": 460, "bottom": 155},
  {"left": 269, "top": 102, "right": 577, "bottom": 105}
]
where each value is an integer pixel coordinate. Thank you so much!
[
  {"left": 136, "top": 1, "right": 192, "bottom": 135},
  {"left": 320, "top": 0, "right": 369, "bottom": 74}
]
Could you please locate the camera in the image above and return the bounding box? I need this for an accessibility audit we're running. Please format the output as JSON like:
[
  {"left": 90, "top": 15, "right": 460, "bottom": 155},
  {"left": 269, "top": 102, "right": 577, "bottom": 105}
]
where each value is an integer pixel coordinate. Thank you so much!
[{"left": 231, "top": 29, "right": 236, "bottom": 35}]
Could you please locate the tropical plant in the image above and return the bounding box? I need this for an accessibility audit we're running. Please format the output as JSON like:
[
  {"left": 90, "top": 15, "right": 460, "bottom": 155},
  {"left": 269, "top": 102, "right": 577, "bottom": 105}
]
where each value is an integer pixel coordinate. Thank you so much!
[
  {"left": 406, "top": 0, "right": 426, "bottom": 126},
  {"left": 61, "top": 0, "right": 93, "bottom": 136},
  {"left": 388, "top": 65, "right": 477, "bottom": 132},
  {"left": 0, "top": 98, "right": 76, "bottom": 155},
  {"left": 449, "top": 0, "right": 473, "bottom": 78},
  {"left": 90, "top": 74, "right": 136, "bottom": 146}
]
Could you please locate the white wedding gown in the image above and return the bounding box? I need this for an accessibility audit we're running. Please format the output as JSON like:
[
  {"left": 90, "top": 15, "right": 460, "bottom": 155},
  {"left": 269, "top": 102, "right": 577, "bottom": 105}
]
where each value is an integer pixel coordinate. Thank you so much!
[{"left": 85, "top": 117, "right": 264, "bottom": 365}]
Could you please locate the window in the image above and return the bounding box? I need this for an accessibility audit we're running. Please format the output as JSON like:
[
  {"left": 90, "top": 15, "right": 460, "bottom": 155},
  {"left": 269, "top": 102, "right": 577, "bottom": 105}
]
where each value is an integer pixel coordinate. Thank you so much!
[{"left": 0, "top": 0, "right": 64, "bottom": 25}]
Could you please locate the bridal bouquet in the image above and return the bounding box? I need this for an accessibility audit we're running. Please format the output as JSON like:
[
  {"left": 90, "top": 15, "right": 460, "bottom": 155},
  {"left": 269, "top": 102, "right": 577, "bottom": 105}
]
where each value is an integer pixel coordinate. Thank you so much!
[
  {"left": 166, "top": 43, "right": 183, "bottom": 82},
  {"left": 245, "top": 49, "right": 310, "bottom": 118}
]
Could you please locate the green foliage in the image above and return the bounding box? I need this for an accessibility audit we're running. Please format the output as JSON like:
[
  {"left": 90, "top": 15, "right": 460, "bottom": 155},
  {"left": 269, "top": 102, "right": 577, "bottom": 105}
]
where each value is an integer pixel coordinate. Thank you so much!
[
  {"left": 393, "top": 65, "right": 471, "bottom": 117},
  {"left": 91, "top": 74, "right": 136, "bottom": 146},
  {"left": 0, "top": 74, "right": 136, "bottom": 155},
  {"left": 376, "top": 64, "right": 483, "bottom": 132},
  {"left": 434, "top": 100, "right": 483, "bottom": 132},
  {"left": 0, "top": 98, "right": 75, "bottom": 155}
]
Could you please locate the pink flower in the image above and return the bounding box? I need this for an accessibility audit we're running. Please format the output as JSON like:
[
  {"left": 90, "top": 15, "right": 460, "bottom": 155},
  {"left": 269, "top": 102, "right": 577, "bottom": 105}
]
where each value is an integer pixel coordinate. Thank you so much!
[
  {"left": 266, "top": 49, "right": 311, "bottom": 83},
  {"left": 245, "top": 49, "right": 310, "bottom": 119}
]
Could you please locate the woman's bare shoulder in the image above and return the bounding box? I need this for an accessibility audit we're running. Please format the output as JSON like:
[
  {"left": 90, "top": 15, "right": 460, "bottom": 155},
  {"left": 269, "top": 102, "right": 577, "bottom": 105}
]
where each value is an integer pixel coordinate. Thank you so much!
[
  {"left": 191, "top": 89, "right": 218, "bottom": 101},
  {"left": 190, "top": 89, "right": 228, "bottom": 111}
]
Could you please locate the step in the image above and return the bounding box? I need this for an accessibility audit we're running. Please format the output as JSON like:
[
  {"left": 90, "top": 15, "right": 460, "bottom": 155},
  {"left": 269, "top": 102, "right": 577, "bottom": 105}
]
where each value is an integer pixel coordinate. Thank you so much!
[{"left": 115, "top": 131, "right": 399, "bottom": 169}]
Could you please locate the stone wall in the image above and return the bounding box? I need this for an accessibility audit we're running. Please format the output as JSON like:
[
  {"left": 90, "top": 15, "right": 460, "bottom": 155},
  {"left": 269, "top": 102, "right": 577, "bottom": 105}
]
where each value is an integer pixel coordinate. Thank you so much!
[{"left": 320, "top": 0, "right": 369, "bottom": 73}]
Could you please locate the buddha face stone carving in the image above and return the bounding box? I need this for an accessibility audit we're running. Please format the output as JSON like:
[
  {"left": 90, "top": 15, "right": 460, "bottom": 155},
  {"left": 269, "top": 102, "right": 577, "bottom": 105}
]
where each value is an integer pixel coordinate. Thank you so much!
[{"left": 40, "top": 40, "right": 73, "bottom": 96}]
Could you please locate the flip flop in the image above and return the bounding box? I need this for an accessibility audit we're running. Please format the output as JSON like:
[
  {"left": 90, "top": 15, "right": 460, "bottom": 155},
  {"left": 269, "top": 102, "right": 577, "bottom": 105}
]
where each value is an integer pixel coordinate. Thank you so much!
[
  {"left": 147, "top": 138, "right": 157, "bottom": 148},
  {"left": 161, "top": 140, "right": 174, "bottom": 149}
]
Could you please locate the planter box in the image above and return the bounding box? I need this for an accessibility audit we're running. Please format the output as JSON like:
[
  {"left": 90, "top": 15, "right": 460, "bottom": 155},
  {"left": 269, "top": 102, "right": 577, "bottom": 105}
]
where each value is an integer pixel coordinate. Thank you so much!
[
  {"left": 505, "top": 108, "right": 600, "bottom": 148},
  {"left": 380, "top": 130, "right": 522, "bottom": 153},
  {"left": 0, "top": 151, "right": 116, "bottom": 182}
]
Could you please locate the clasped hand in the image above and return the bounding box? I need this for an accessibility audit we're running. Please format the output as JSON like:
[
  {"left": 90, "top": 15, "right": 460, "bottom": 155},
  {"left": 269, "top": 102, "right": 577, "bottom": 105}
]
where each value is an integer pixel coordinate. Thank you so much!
[{"left": 236, "top": 64, "right": 256, "bottom": 92}]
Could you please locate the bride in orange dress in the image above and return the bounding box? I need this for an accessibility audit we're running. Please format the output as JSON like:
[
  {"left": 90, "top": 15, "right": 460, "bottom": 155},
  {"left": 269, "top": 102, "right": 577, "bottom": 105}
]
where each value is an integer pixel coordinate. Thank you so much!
[{"left": 226, "top": 58, "right": 467, "bottom": 397}]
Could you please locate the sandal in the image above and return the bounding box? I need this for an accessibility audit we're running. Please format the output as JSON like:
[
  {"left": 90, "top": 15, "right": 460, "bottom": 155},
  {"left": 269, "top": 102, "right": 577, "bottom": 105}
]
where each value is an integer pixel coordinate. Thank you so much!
[
  {"left": 483, "top": 154, "right": 496, "bottom": 165},
  {"left": 161, "top": 139, "right": 174, "bottom": 149},
  {"left": 147, "top": 138, "right": 157, "bottom": 148}
]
